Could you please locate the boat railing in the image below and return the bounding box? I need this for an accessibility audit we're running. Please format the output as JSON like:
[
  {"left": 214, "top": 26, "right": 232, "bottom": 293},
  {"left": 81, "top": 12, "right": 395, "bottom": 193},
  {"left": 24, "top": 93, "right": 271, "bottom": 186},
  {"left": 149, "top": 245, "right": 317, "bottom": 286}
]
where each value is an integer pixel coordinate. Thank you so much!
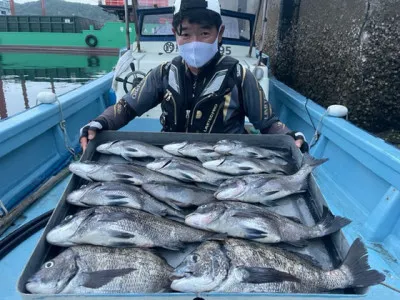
[{"left": 0, "top": 72, "right": 115, "bottom": 212}]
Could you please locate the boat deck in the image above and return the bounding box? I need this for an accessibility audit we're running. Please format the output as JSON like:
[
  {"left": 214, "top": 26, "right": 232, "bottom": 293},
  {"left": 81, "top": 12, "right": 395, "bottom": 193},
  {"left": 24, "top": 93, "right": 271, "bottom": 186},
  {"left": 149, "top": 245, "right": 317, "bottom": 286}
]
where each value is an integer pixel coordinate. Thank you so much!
[{"left": 1, "top": 120, "right": 399, "bottom": 299}]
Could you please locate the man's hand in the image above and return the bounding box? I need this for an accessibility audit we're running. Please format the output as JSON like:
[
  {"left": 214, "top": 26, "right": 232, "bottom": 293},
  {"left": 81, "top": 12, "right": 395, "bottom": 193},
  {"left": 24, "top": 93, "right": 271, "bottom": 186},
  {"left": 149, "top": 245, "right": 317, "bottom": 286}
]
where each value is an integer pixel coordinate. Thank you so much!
[
  {"left": 287, "top": 131, "right": 309, "bottom": 153},
  {"left": 79, "top": 120, "right": 106, "bottom": 153}
]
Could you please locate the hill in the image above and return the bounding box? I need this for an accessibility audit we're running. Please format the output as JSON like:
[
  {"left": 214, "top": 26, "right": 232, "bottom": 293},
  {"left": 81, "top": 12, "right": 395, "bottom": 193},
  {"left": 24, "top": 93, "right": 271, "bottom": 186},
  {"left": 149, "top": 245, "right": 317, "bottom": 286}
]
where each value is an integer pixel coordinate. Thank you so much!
[{"left": 15, "top": 0, "right": 119, "bottom": 23}]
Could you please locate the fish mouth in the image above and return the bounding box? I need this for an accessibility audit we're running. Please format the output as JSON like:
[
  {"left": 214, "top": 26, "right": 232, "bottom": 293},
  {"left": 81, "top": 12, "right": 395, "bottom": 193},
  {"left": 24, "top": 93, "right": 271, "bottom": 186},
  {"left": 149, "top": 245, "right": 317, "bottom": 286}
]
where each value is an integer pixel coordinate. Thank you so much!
[
  {"left": 214, "top": 179, "right": 246, "bottom": 200},
  {"left": 169, "top": 271, "right": 193, "bottom": 281}
]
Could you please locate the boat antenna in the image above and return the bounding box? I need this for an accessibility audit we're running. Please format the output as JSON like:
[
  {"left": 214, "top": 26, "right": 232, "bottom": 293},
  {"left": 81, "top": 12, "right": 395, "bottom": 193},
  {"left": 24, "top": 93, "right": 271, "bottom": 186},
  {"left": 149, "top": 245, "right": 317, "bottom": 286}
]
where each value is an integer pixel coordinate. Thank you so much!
[
  {"left": 248, "top": 0, "right": 263, "bottom": 58},
  {"left": 131, "top": 0, "right": 142, "bottom": 52},
  {"left": 124, "top": 0, "right": 131, "bottom": 50},
  {"left": 258, "top": 0, "right": 269, "bottom": 66}
]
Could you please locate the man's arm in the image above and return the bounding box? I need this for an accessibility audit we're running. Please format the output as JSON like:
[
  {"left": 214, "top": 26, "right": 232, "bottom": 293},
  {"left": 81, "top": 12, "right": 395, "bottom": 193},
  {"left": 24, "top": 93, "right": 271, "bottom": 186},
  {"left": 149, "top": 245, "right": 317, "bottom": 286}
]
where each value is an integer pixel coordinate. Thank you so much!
[
  {"left": 80, "top": 63, "right": 167, "bottom": 151},
  {"left": 241, "top": 66, "right": 289, "bottom": 134},
  {"left": 241, "top": 66, "right": 307, "bottom": 151}
]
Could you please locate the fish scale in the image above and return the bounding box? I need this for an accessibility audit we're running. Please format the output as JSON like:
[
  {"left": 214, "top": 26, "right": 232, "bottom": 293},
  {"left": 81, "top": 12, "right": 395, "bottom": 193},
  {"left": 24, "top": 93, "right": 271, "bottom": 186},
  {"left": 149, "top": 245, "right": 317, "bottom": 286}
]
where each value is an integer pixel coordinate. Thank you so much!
[
  {"left": 26, "top": 246, "right": 172, "bottom": 294},
  {"left": 46, "top": 206, "right": 219, "bottom": 250},
  {"left": 171, "top": 239, "right": 385, "bottom": 293}
]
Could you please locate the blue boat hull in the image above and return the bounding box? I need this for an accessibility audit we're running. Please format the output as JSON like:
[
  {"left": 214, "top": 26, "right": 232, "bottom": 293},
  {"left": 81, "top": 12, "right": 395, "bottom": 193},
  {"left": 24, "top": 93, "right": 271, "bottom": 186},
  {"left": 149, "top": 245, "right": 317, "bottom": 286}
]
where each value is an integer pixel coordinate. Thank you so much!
[{"left": 0, "top": 73, "right": 399, "bottom": 299}]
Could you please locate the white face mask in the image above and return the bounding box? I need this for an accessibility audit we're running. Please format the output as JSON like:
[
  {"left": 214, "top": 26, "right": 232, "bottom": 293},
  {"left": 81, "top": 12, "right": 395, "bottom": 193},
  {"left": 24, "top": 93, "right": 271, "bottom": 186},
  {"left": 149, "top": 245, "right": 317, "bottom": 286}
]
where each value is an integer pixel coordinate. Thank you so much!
[{"left": 178, "top": 36, "right": 219, "bottom": 68}]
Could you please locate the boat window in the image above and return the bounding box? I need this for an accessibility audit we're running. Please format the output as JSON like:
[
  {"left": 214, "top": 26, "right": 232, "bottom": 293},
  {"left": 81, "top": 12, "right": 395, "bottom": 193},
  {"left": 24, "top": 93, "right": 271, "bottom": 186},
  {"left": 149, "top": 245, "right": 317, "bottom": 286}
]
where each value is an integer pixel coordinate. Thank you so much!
[
  {"left": 142, "top": 13, "right": 174, "bottom": 35},
  {"left": 141, "top": 13, "right": 251, "bottom": 41}
]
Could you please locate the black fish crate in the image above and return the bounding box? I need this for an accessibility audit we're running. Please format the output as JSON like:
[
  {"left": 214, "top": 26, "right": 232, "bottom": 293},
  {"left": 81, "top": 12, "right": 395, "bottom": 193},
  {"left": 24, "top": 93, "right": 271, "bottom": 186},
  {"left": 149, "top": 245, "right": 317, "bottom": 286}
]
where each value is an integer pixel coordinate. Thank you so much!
[{"left": 17, "top": 132, "right": 365, "bottom": 299}]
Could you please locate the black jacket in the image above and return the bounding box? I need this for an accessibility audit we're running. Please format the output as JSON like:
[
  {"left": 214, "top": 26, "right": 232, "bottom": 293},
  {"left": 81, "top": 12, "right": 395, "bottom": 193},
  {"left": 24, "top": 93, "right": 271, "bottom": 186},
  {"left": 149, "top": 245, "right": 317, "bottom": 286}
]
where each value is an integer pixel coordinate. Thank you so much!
[{"left": 97, "top": 53, "right": 289, "bottom": 135}]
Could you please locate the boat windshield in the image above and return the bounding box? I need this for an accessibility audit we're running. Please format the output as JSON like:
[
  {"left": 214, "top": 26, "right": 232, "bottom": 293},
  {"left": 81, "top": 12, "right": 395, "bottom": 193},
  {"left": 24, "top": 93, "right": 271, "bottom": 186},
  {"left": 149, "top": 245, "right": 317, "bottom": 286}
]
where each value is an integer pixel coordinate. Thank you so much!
[{"left": 141, "top": 13, "right": 252, "bottom": 41}]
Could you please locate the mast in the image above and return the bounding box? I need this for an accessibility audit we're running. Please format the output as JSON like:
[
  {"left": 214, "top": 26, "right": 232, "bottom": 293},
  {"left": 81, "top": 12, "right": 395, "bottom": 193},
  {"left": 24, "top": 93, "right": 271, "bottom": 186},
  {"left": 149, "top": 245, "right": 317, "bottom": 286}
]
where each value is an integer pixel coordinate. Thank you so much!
[
  {"left": 41, "top": 0, "right": 46, "bottom": 16},
  {"left": 9, "top": 0, "right": 15, "bottom": 16},
  {"left": 124, "top": 0, "right": 131, "bottom": 49},
  {"left": 131, "top": 0, "right": 141, "bottom": 52}
]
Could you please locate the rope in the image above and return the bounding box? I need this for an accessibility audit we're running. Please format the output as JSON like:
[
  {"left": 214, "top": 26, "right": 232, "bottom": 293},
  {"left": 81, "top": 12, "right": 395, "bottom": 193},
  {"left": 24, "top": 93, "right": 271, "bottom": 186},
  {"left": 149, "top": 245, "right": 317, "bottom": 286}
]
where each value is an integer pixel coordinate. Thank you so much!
[
  {"left": 380, "top": 282, "right": 400, "bottom": 294},
  {"left": 36, "top": 96, "right": 80, "bottom": 161}
]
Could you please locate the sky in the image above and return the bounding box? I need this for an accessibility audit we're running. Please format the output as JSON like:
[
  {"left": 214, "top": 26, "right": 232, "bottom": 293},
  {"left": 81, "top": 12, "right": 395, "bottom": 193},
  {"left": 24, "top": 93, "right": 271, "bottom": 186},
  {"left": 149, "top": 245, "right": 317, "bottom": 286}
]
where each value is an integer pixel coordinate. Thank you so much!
[{"left": 15, "top": 0, "right": 99, "bottom": 4}]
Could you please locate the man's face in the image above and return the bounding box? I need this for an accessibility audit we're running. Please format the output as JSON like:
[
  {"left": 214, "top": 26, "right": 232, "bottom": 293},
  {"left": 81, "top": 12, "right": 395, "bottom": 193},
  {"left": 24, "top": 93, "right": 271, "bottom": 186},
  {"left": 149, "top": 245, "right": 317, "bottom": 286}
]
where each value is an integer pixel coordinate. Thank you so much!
[{"left": 173, "top": 19, "right": 224, "bottom": 46}]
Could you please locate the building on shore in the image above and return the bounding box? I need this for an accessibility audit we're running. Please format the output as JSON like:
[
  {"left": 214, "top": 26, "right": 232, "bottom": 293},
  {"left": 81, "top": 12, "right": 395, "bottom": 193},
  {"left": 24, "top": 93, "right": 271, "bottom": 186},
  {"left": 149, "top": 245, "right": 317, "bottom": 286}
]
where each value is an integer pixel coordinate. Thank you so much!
[{"left": 0, "top": 0, "right": 11, "bottom": 15}]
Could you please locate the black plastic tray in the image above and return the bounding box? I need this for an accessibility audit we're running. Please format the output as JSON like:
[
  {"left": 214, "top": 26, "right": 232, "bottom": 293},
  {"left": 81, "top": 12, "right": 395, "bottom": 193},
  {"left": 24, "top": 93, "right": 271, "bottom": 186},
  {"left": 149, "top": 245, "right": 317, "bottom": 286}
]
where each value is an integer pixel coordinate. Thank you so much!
[{"left": 18, "top": 132, "right": 360, "bottom": 299}]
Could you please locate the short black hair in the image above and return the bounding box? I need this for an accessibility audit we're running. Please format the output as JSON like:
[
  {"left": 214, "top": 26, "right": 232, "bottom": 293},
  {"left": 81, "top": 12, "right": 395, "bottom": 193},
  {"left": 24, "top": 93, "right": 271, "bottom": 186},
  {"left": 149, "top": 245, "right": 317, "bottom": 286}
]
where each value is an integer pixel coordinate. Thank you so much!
[{"left": 173, "top": 8, "right": 222, "bottom": 35}]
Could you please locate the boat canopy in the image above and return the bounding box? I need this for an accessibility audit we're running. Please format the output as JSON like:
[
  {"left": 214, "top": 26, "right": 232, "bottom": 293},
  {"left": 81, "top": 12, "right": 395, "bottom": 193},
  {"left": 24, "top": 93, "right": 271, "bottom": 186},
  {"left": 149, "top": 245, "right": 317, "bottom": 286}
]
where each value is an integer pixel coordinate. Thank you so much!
[{"left": 137, "top": 7, "right": 256, "bottom": 46}]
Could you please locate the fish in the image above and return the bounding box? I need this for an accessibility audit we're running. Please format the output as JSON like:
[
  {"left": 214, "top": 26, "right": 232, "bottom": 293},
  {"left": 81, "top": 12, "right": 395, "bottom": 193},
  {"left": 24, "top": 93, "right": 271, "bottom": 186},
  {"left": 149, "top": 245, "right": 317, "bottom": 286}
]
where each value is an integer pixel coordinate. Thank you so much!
[
  {"left": 46, "top": 206, "right": 221, "bottom": 250},
  {"left": 96, "top": 140, "right": 172, "bottom": 160},
  {"left": 141, "top": 182, "right": 215, "bottom": 208},
  {"left": 146, "top": 158, "right": 231, "bottom": 186},
  {"left": 26, "top": 246, "right": 172, "bottom": 294},
  {"left": 68, "top": 161, "right": 179, "bottom": 185},
  {"left": 213, "top": 140, "right": 291, "bottom": 164},
  {"left": 170, "top": 238, "right": 385, "bottom": 293},
  {"left": 66, "top": 182, "right": 184, "bottom": 219},
  {"left": 202, "top": 156, "right": 296, "bottom": 176},
  {"left": 163, "top": 141, "right": 222, "bottom": 162},
  {"left": 215, "top": 154, "right": 328, "bottom": 204},
  {"left": 185, "top": 202, "right": 351, "bottom": 245}
]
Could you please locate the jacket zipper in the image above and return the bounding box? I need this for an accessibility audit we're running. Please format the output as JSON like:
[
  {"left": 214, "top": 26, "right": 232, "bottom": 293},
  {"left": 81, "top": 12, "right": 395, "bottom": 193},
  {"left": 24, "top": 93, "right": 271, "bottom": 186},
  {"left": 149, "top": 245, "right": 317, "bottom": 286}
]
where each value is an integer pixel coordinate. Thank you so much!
[
  {"left": 208, "top": 102, "right": 224, "bottom": 133},
  {"left": 190, "top": 93, "right": 214, "bottom": 126},
  {"left": 166, "top": 90, "right": 177, "bottom": 125},
  {"left": 185, "top": 110, "right": 190, "bottom": 132}
]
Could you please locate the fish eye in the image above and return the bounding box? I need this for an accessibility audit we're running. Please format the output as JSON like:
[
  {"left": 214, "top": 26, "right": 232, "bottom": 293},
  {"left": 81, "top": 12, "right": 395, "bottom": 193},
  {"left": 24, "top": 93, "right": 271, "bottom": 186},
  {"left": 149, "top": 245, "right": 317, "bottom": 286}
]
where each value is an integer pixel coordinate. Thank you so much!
[
  {"left": 192, "top": 254, "right": 199, "bottom": 262},
  {"left": 64, "top": 215, "right": 74, "bottom": 222},
  {"left": 44, "top": 261, "right": 54, "bottom": 268}
]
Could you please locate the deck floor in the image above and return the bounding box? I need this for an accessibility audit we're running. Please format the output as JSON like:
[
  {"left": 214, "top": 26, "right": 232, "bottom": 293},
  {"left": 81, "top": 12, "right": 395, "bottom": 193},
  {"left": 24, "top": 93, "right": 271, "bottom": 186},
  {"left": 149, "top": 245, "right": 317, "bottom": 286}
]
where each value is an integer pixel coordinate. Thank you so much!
[
  {"left": 1, "top": 118, "right": 399, "bottom": 299},
  {"left": 0, "top": 176, "right": 71, "bottom": 300}
]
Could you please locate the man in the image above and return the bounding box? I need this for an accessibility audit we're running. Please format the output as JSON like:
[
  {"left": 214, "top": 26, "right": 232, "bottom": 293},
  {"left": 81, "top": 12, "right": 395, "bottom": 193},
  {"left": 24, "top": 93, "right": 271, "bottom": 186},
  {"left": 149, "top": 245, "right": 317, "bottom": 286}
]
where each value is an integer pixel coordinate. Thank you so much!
[{"left": 80, "top": 0, "right": 307, "bottom": 152}]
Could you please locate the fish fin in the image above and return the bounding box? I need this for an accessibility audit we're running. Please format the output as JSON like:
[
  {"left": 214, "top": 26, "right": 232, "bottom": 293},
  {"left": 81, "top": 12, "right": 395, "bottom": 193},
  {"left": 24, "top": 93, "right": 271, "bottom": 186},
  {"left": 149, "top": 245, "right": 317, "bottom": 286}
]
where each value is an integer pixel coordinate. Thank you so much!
[
  {"left": 317, "top": 206, "right": 352, "bottom": 236},
  {"left": 234, "top": 209, "right": 303, "bottom": 225},
  {"left": 165, "top": 215, "right": 186, "bottom": 223},
  {"left": 82, "top": 268, "right": 136, "bottom": 289},
  {"left": 238, "top": 266, "right": 301, "bottom": 284},
  {"left": 238, "top": 166, "right": 253, "bottom": 171},
  {"left": 339, "top": 238, "right": 385, "bottom": 287},
  {"left": 163, "top": 242, "right": 185, "bottom": 251},
  {"left": 126, "top": 147, "right": 139, "bottom": 154},
  {"left": 301, "top": 153, "right": 329, "bottom": 168},
  {"left": 106, "top": 194, "right": 130, "bottom": 201},
  {"left": 163, "top": 200, "right": 183, "bottom": 211},
  {"left": 180, "top": 172, "right": 198, "bottom": 182},
  {"left": 246, "top": 151, "right": 260, "bottom": 158},
  {"left": 283, "top": 241, "right": 308, "bottom": 248},
  {"left": 284, "top": 215, "right": 303, "bottom": 224},
  {"left": 108, "top": 229, "right": 135, "bottom": 239},
  {"left": 97, "top": 211, "right": 133, "bottom": 223},
  {"left": 278, "top": 249, "right": 322, "bottom": 267},
  {"left": 203, "top": 233, "right": 228, "bottom": 242},
  {"left": 243, "top": 228, "right": 269, "bottom": 240},
  {"left": 121, "top": 154, "right": 133, "bottom": 162},
  {"left": 106, "top": 201, "right": 131, "bottom": 206}
]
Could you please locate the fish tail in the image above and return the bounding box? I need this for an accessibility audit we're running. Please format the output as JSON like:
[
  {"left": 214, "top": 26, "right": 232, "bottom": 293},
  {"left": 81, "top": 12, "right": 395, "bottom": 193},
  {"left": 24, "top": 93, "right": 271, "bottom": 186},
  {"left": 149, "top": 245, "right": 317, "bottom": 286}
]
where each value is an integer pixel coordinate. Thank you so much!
[
  {"left": 301, "top": 153, "right": 328, "bottom": 168},
  {"left": 339, "top": 238, "right": 385, "bottom": 287},
  {"left": 315, "top": 206, "right": 351, "bottom": 237}
]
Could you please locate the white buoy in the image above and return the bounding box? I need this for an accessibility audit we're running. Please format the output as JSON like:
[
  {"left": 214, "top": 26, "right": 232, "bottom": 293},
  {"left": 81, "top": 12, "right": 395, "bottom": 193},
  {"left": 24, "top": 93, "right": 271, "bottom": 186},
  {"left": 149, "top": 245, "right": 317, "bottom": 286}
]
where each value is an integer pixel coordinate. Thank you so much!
[
  {"left": 36, "top": 91, "right": 58, "bottom": 104},
  {"left": 327, "top": 105, "right": 348, "bottom": 118}
]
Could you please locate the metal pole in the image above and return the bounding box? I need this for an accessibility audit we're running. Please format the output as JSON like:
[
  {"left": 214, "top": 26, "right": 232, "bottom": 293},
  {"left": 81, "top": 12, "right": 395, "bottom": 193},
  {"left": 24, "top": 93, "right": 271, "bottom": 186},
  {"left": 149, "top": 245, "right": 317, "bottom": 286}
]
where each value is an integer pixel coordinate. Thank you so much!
[
  {"left": 131, "top": 0, "right": 141, "bottom": 52},
  {"left": 0, "top": 79, "right": 7, "bottom": 119},
  {"left": 124, "top": 0, "right": 131, "bottom": 50},
  {"left": 259, "top": 0, "right": 269, "bottom": 54},
  {"left": 9, "top": 0, "right": 15, "bottom": 16},
  {"left": 248, "top": 0, "right": 263, "bottom": 57},
  {"left": 41, "top": 0, "right": 46, "bottom": 16}
]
